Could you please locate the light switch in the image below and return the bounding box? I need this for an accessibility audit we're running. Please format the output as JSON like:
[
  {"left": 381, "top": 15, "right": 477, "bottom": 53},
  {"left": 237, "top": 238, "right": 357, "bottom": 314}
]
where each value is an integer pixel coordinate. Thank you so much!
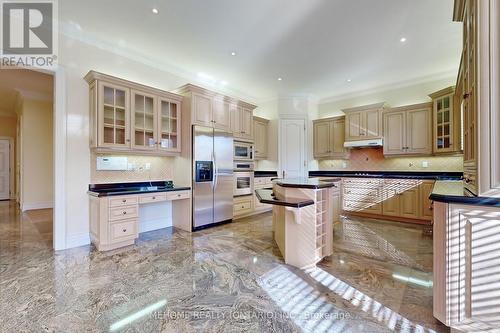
[{"left": 422, "top": 161, "right": 429, "bottom": 168}]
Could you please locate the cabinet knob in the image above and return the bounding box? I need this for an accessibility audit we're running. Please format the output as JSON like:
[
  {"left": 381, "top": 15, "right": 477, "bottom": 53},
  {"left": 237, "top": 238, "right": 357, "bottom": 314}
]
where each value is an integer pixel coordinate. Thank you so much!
[
  {"left": 123, "top": 211, "right": 127, "bottom": 215},
  {"left": 152, "top": 196, "right": 156, "bottom": 200},
  {"left": 123, "top": 229, "right": 127, "bottom": 232},
  {"left": 177, "top": 194, "right": 181, "bottom": 197},
  {"left": 126, "top": 139, "right": 131, "bottom": 142},
  {"left": 122, "top": 199, "right": 126, "bottom": 203}
]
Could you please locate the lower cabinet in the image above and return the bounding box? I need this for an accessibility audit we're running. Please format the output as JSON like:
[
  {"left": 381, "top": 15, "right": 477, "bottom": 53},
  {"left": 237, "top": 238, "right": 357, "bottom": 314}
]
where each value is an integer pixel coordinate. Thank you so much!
[
  {"left": 343, "top": 178, "right": 435, "bottom": 223},
  {"left": 233, "top": 195, "right": 254, "bottom": 218},
  {"left": 433, "top": 202, "right": 500, "bottom": 331},
  {"left": 234, "top": 177, "right": 274, "bottom": 219}
]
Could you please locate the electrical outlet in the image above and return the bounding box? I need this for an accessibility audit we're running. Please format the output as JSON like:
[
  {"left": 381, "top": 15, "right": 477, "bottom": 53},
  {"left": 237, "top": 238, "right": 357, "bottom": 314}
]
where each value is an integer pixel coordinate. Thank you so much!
[
  {"left": 145, "top": 163, "right": 151, "bottom": 170},
  {"left": 342, "top": 162, "right": 347, "bottom": 169},
  {"left": 127, "top": 163, "right": 136, "bottom": 171},
  {"left": 422, "top": 161, "right": 429, "bottom": 168}
]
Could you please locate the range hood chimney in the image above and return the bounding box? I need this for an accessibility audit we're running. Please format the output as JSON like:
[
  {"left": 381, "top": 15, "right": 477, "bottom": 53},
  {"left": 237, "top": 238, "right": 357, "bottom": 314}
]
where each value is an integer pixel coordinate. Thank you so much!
[{"left": 344, "top": 139, "right": 383, "bottom": 148}]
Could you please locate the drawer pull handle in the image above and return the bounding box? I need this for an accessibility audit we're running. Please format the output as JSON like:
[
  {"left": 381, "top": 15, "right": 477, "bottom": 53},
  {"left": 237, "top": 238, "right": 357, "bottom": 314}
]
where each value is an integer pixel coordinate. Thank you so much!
[
  {"left": 241, "top": 205, "right": 245, "bottom": 208},
  {"left": 122, "top": 199, "right": 126, "bottom": 203},
  {"left": 123, "top": 211, "right": 127, "bottom": 215},
  {"left": 123, "top": 229, "right": 127, "bottom": 232},
  {"left": 152, "top": 196, "right": 156, "bottom": 200},
  {"left": 178, "top": 194, "right": 181, "bottom": 197}
]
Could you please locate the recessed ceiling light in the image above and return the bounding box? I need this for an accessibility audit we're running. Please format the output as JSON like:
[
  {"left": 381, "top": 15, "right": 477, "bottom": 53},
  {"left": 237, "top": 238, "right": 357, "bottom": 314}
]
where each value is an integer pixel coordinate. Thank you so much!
[
  {"left": 277, "top": 77, "right": 283, "bottom": 81},
  {"left": 231, "top": 51, "right": 237, "bottom": 56},
  {"left": 220, "top": 80, "right": 228, "bottom": 85},
  {"left": 400, "top": 37, "right": 407, "bottom": 43},
  {"left": 152, "top": 8, "right": 159, "bottom": 14}
]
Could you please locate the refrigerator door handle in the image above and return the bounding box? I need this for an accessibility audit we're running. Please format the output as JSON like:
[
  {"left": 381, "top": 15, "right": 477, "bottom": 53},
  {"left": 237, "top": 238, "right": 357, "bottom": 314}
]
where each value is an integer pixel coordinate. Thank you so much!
[{"left": 213, "top": 151, "right": 218, "bottom": 190}]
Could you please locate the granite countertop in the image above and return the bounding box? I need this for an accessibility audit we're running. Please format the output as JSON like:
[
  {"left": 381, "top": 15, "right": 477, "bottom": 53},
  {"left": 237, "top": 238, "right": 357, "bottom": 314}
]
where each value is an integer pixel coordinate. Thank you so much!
[
  {"left": 430, "top": 181, "right": 500, "bottom": 206},
  {"left": 273, "top": 177, "right": 341, "bottom": 189},
  {"left": 88, "top": 181, "right": 191, "bottom": 197},
  {"left": 309, "top": 171, "right": 463, "bottom": 180},
  {"left": 254, "top": 171, "right": 278, "bottom": 178},
  {"left": 255, "top": 189, "right": 314, "bottom": 208}
]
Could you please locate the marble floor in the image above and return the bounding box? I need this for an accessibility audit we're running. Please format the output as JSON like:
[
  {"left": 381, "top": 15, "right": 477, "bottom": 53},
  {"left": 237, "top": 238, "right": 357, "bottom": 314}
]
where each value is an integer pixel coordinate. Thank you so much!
[{"left": 0, "top": 200, "right": 449, "bottom": 333}]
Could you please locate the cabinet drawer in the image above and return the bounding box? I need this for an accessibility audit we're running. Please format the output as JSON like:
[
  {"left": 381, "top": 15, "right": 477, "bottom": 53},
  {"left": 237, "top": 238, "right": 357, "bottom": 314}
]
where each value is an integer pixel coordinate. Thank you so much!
[
  {"left": 139, "top": 193, "right": 167, "bottom": 204},
  {"left": 254, "top": 177, "right": 266, "bottom": 185},
  {"left": 166, "top": 190, "right": 191, "bottom": 201},
  {"left": 109, "top": 205, "right": 139, "bottom": 221},
  {"left": 234, "top": 196, "right": 253, "bottom": 215},
  {"left": 109, "top": 196, "right": 139, "bottom": 207},
  {"left": 344, "top": 187, "right": 379, "bottom": 197},
  {"left": 109, "top": 219, "right": 137, "bottom": 243},
  {"left": 344, "top": 193, "right": 380, "bottom": 204},
  {"left": 343, "top": 178, "right": 381, "bottom": 188}
]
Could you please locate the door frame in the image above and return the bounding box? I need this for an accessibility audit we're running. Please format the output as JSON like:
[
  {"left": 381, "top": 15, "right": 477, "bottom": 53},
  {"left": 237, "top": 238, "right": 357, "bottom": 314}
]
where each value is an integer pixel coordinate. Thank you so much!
[
  {"left": 29, "top": 67, "right": 66, "bottom": 251},
  {"left": 0, "top": 137, "right": 14, "bottom": 200},
  {"left": 278, "top": 114, "right": 308, "bottom": 178}
]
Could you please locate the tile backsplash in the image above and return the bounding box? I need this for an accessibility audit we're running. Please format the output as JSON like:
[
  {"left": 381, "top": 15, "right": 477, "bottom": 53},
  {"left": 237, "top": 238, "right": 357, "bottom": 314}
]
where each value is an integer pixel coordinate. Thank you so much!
[
  {"left": 91, "top": 153, "right": 174, "bottom": 184},
  {"left": 317, "top": 148, "right": 463, "bottom": 172}
]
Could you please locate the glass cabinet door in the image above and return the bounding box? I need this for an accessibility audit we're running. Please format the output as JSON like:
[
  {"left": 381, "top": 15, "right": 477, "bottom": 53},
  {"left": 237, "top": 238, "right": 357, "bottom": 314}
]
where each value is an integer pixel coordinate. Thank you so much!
[
  {"left": 132, "top": 91, "right": 157, "bottom": 150},
  {"left": 158, "top": 98, "right": 180, "bottom": 152},
  {"left": 435, "top": 95, "right": 453, "bottom": 152},
  {"left": 99, "top": 82, "right": 129, "bottom": 147}
]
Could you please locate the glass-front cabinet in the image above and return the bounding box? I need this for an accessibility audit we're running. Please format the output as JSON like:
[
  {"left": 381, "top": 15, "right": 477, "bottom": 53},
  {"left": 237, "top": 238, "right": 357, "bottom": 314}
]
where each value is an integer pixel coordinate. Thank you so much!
[
  {"left": 86, "top": 71, "right": 183, "bottom": 154},
  {"left": 98, "top": 82, "right": 130, "bottom": 148},
  {"left": 429, "top": 86, "right": 461, "bottom": 154},
  {"left": 131, "top": 91, "right": 157, "bottom": 150},
  {"left": 158, "top": 98, "right": 180, "bottom": 152}
]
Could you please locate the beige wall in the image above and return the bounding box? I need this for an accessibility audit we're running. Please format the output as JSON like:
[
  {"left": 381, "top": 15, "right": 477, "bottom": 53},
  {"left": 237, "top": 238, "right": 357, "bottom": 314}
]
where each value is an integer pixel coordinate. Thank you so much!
[
  {"left": 20, "top": 99, "right": 54, "bottom": 210},
  {"left": 0, "top": 115, "right": 17, "bottom": 197},
  {"left": 318, "top": 76, "right": 456, "bottom": 118}
]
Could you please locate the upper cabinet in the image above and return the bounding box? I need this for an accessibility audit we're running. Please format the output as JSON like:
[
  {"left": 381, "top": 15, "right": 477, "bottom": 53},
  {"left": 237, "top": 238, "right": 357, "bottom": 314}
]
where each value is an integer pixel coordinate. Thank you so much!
[
  {"left": 429, "top": 86, "right": 462, "bottom": 155},
  {"left": 313, "top": 116, "right": 350, "bottom": 159},
  {"left": 176, "top": 84, "right": 256, "bottom": 142},
  {"left": 85, "top": 71, "right": 183, "bottom": 155},
  {"left": 453, "top": 0, "right": 499, "bottom": 197},
  {"left": 383, "top": 103, "right": 432, "bottom": 156},
  {"left": 253, "top": 116, "right": 269, "bottom": 160},
  {"left": 343, "top": 102, "right": 385, "bottom": 141}
]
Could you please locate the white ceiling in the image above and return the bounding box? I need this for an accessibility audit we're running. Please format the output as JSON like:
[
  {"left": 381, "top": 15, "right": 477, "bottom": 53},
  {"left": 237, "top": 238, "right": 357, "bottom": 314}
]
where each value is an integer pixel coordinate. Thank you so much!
[{"left": 60, "top": 0, "right": 462, "bottom": 102}]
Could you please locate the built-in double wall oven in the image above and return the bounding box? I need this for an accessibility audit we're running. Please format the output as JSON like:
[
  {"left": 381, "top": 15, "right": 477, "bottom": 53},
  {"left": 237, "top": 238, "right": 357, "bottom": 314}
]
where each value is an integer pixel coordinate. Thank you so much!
[{"left": 233, "top": 161, "right": 254, "bottom": 196}]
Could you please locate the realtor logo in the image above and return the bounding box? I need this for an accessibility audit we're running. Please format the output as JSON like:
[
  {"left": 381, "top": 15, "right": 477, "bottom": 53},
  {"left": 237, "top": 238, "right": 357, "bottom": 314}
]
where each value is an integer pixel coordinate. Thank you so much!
[{"left": 1, "top": 0, "right": 57, "bottom": 68}]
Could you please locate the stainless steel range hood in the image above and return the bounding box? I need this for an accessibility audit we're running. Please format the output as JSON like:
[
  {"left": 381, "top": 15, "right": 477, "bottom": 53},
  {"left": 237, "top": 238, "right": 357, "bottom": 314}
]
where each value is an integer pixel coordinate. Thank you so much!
[{"left": 344, "top": 139, "right": 383, "bottom": 148}]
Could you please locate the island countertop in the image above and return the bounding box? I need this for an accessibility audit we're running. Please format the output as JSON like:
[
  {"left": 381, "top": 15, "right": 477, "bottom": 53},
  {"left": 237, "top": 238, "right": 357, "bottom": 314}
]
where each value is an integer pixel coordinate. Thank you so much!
[
  {"left": 255, "top": 189, "right": 314, "bottom": 208},
  {"left": 429, "top": 180, "right": 500, "bottom": 207},
  {"left": 273, "top": 177, "right": 341, "bottom": 189}
]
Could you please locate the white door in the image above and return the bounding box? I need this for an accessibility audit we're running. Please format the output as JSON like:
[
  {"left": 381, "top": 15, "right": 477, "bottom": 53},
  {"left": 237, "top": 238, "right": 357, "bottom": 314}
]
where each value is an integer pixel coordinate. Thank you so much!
[
  {"left": 280, "top": 119, "right": 305, "bottom": 178},
  {"left": 0, "top": 139, "right": 10, "bottom": 200}
]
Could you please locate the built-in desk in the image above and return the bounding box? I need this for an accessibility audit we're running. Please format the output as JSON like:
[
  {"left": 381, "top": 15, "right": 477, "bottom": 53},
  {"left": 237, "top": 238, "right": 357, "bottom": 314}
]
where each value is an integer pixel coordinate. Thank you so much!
[
  {"left": 257, "top": 178, "right": 341, "bottom": 270},
  {"left": 88, "top": 181, "right": 191, "bottom": 251}
]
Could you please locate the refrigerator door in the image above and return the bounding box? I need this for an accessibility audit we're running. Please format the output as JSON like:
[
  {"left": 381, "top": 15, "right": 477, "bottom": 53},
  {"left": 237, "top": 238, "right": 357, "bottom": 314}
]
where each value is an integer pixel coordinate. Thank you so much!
[
  {"left": 213, "top": 128, "right": 234, "bottom": 223},
  {"left": 193, "top": 126, "right": 215, "bottom": 228}
]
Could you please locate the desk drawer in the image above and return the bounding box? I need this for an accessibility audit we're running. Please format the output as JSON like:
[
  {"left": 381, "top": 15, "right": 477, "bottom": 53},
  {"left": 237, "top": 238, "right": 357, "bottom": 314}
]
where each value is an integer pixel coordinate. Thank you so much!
[
  {"left": 109, "top": 219, "right": 137, "bottom": 243},
  {"left": 139, "top": 193, "right": 167, "bottom": 204},
  {"left": 166, "top": 190, "right": 191, "bottom": 201},
  {"left": 109, "top": 196, "right": 138, "bottom": 207},
  {"left": 109, "top": 205, "right": 139, "bottom": 221}
]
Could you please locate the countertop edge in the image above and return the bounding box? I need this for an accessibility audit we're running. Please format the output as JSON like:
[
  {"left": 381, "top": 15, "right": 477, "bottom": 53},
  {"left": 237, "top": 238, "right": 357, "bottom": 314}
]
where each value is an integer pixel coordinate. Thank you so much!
[
  {"left": 88, "top": 187, "right": 191, "bottom": 198},
  {"left": 255, "top": 189, "right": 314, "bottom": 208}
]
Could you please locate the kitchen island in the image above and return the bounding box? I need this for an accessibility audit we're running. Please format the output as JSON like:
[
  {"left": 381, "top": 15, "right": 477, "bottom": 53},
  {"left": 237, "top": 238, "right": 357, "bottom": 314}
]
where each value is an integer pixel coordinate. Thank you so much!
[{"left": 256, "top": 178, "right": 341, "bottom": 270}]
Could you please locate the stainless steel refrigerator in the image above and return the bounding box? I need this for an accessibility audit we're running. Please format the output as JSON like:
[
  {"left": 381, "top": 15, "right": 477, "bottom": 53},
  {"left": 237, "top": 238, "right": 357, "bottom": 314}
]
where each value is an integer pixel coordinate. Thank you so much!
[{"left": 192, "top": 125, "right": 234, "bottom": 230}]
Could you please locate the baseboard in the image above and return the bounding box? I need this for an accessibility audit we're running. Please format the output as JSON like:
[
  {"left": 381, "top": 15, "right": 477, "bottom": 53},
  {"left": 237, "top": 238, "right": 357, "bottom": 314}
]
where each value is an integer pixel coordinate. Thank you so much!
[
  {"left": 139, "top": 217, "right": 172, "bottom": 233},
  {"left": 65, "top": 232, "right": 91, "bottom": 249},
  {"left": 22, "top": 201, "right": 54, "bottom": 211}
]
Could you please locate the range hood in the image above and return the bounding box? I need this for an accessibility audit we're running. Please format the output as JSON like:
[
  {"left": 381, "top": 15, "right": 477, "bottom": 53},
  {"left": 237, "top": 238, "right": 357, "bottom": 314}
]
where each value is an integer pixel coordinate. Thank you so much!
[{"left": 344, "top": 139, "right": 383, "bottom": 148}]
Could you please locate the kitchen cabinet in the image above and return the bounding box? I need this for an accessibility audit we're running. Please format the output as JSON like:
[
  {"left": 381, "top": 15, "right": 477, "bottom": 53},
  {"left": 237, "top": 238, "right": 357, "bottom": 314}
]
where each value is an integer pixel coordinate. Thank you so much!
[
  {"left": 343, "top": 177, "right": 433, "bottom": 223},
  {"left": 429, "top": 86, "right": 462, "bottom": 154},
  {"left": 454, "top": 0, "right": 500, "bottom": 197},
  {"left": 233, "top": 195, "right": 254, "bottom": 218},
  {"left": 233, "top": 107, "right": 254, "bottom": 141},
  {"left": 212, "top": 98, "right": 231, "bottom": 131},
  {"left": 343, "top": 102, "right": 385, "bottom": 141},
  {"left": 433, "top": 201, "right": 500, "bottom": 331},
  {"left": 313, "top": 116, "right": 349, "bottom": 159},
  {"left": 383, "top": 103, "right": 432, "bottom": 156},
  {"left": 85, "top": 71, "right": 183, "bottom": 155},
  {"left": 253, "top": 117, "right": 269, "bottom": 159},
  {"left": 253, "top": 176, "right": 274, "bottom": 213}
]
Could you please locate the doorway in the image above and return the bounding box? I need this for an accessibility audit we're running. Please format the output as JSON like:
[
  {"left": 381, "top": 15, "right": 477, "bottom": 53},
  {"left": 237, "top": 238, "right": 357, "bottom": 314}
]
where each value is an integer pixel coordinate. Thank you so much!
[{"left": 279, "top": 118, "right": 306, "bottom": 178}]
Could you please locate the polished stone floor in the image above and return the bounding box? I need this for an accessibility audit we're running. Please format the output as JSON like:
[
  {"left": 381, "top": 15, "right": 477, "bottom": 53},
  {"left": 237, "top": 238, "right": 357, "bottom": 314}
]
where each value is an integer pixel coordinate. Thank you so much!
[{"left": 0, "top": 200, "right": 449, "bottom": 332}]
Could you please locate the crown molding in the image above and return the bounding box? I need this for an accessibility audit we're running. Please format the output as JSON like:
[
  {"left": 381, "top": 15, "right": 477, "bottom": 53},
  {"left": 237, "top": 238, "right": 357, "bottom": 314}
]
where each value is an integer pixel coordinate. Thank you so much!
[{"left": 319, "top": 70, "right": 458, "bottom": 105}]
